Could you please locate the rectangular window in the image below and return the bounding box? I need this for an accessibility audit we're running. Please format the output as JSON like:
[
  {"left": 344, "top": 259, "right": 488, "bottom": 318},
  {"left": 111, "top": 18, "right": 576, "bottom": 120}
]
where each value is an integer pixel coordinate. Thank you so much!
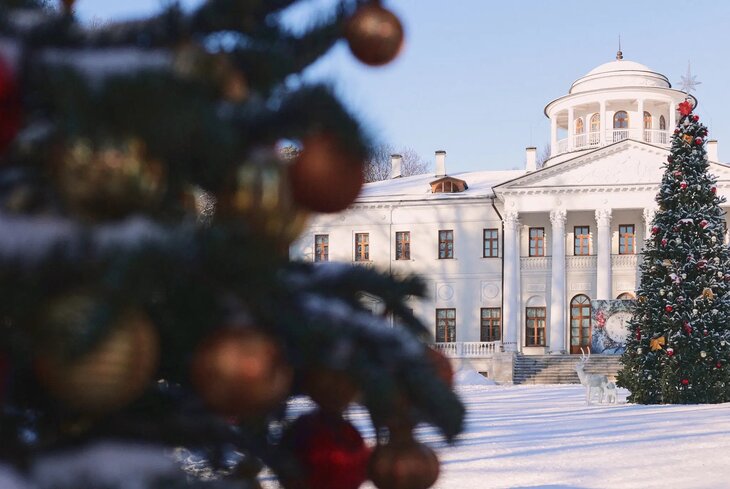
[
  {"left": 480, "top": 308, "right": 501, "bottom": 342},
  {"left": 439, "top": 230, "right": 454, "bottom": 259},
  {"left": 436, "top": 308, "right": 456, "bottom": 342},
  {"left": 355, "top": 233, "right": 369, "bottom": 261},
  {"left": 525, "top": 307, "right": 546, "bottom": 346},
  {"left": 314, "top": 234, "right": 329, "bottom": 262},
  {"left": 483, "top": 228, "right": 499, "bottom": 258},
  {"left": 529, "top": 227, "right": 545, "bottom": 257},
  {"left": 574, "top": 226, "right": 590, "bottom": 256},
  {"left": 619, "top": 224, "right": 635, "bottom": 255},
  {"left": 395, "top": 231, "right": 410, "bottom": 260}
]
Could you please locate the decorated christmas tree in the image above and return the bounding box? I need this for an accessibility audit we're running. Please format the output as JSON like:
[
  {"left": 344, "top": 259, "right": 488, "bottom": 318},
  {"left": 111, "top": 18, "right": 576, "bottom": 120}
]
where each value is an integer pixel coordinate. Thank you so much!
[
  {"left": 617, "top": 100, "right": 730, "bottom": 404},
  {"left": 0, "top": 1, "right": 463, "bottom": 488}
]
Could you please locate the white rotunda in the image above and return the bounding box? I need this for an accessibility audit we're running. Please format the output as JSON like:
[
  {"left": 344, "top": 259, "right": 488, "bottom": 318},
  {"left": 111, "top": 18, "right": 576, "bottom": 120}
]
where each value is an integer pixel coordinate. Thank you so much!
[{"left": 545, "top": 51, "right": 697, "bottom": 165}]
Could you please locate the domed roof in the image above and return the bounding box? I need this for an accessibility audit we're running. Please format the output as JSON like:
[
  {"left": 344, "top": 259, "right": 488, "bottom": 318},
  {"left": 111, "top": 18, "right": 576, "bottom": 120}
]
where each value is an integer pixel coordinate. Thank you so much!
[{"left": 570, "top": 58, "right": 671, "bottom": 94}]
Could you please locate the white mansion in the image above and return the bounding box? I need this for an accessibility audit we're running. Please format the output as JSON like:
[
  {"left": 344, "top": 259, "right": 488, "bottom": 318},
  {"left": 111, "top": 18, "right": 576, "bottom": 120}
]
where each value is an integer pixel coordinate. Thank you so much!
[{"left": 290, "top": 55, "right": 730, "bottom": 380}]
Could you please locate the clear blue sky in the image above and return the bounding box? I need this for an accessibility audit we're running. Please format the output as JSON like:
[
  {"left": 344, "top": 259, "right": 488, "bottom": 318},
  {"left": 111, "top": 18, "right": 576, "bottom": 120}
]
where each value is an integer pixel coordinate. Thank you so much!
[{"left": 78, "top": 0, "right": 730, "bottom": 173}]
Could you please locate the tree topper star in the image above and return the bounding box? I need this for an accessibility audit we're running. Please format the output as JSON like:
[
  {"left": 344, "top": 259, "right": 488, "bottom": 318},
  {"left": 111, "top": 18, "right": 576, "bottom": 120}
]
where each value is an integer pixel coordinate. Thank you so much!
[{"left": 678, "top": 61, "right": 702, "bottom": 95}]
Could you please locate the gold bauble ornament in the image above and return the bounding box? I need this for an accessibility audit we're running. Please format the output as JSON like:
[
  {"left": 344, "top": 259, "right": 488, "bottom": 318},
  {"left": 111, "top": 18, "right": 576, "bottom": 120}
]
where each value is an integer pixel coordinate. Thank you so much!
[
  {"left": 345, "top": 2, "right": 405, "bottom": 66},
  {"left": 191, "top": 327, "right": 293, "bottom": 418},
  {"left": 369, "top": 436, "right": 440, "bottom": 489},
  {"left": 219, "top": 149, "right": 308, "bottom": 247},
  {"left": 55, "top": 139, "right": 165, "bottom": 219},
  {"left": 35, "top": 295, "right": 159, "bottom": 414}
]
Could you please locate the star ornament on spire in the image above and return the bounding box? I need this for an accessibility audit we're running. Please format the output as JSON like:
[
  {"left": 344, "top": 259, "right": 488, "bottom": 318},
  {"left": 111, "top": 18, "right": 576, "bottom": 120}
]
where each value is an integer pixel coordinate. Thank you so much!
[{"left": 678, "top": 62, "right": 702, "bottom": 95}]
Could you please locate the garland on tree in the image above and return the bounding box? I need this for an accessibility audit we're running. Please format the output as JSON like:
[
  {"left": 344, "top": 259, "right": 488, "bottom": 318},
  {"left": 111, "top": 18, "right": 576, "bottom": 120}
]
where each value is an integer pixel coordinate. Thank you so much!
[
  {"left": 617, "top": 100, "right": 730, "bottom": 404},
  {"left": 0, "top": 1, "right": 460, "bottom": 488}
]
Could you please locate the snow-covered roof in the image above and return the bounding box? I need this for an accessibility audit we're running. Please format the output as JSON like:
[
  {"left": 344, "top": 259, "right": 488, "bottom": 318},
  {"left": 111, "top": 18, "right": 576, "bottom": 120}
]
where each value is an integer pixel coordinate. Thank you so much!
[
  {"left": 356, "top": 169, "right": 527, "bottom": 203},
  {"left": 569, "top": 58, "right": 670, "bottom": 94}
]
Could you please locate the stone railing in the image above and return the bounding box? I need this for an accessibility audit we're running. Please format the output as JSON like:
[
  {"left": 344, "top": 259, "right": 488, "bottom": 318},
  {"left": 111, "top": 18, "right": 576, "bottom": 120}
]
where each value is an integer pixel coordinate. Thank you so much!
[
  {"left": 520, "top": 257, "right": 551, "bottom": 271},
  {"left": 565, "top": 255, "right": 598, "bottom": 270},
  {"left": 556, "top": 129, "right": 670, "bottom": 156},
  {"left": 611, "top": 254, "right": 638, "bottom": 269},
  {"left": 432, "top": 341, "right": 501, "bottom": 358}
]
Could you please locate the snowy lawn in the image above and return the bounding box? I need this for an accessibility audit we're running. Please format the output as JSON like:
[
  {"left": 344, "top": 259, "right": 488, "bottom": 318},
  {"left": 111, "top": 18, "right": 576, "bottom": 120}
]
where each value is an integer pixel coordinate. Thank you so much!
[{"left": 360, "top": 385, "right": 730, "bottom": 489}]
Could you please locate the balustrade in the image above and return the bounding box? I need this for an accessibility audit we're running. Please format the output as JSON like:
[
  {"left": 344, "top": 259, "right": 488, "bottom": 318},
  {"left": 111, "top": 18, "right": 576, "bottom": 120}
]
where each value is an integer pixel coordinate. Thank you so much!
[
  {"left": 432, "top": 341, "right": 501, "bottom": 358},
  {"left": 555, "top": 129, "right": 670, "bottom": 157}
]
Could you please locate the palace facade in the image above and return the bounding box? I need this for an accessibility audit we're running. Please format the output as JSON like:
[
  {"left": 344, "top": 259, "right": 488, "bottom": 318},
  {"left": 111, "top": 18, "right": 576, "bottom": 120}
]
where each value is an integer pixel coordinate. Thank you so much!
[{"left": 289, "top": 55, "right": 730, "bottom": 382}]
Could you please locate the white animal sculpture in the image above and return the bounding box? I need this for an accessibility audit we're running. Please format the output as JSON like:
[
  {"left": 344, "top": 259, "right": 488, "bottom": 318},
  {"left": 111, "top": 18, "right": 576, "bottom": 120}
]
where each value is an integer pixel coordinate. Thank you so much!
[
  {"left": 574, "top": 348, "right": 610, "bottom": 404},
  {"left": 604, "top": 381, "right": 617, "bottom": 404}
]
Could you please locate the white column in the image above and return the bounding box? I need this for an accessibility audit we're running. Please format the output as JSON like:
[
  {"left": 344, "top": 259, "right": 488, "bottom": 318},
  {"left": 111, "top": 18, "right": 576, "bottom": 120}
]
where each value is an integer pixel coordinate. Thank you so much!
[
  {"left": 637, "top": 98, "right": 645, "bottom": 141},
  {"left": 503, "top": 210, "right": 521, "bottom": 352},
  {"left": 550, "top": 116, "right": 558, "bottom": 157},
  {"left": 669, "top": 101, "right": 676, "bottom": 130},
  {"left": 642, "top": 207, "right": 657, "bottom": 239},
  {"left": 599, "top": 99, "right": 607, "bottom": 146},
  {"left": 595, "top": 208, "right": 613, "bottom": 300},
  {"left": 549, "top": 209, "right": 567, "bottom": 354},
  {"left": 567, "top": 106, "right": 575, "bottom": 151},
  {"left": 602, "top": 102, "right": 610, "bottom": 145}
]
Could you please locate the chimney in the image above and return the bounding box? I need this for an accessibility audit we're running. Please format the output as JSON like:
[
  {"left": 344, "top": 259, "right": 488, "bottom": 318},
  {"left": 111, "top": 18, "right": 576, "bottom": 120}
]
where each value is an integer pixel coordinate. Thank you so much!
[
  {"left": 707, "top": 140, "right": 719, "bottom": 162},
  {"left": 390, "top": 153, "right": 403, "bottom": 179},
  {"left": 525, "top": 146, "right": 537, "bottom": 172},
  {"left": 435, "top": 150, "right": 446, "bottom": 177}
]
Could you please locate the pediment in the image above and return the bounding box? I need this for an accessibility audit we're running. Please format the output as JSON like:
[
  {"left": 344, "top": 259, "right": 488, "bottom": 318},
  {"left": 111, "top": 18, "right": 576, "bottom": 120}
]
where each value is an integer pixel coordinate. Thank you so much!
[{"left": 495, "top": 140, "right": 730, "bottom": 193}]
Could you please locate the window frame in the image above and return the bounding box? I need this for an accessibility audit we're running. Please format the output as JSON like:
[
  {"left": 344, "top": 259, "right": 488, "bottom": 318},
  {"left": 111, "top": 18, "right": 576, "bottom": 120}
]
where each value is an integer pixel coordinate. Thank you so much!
[
  {"left": 483, "top": 228, "right": 499, "bottom": 258},
  {"left": 659, "top": 115, "right": 667, "bottom": 130},
  {"left": 438, "top": 229, "right": 454, "bottom": 259},
  {"left": 643, "top": 111, "right": 652, "bottom": 129},
  {"left": 618, "top": 224, "right": 636, "bottom": 255},
  {"left": 355, "top": 232, "right": 370, "bottom": 261},
  {"left": 575, "top": 117, "right": 584, "bottom": 135},
  {"left": 395, "top": 231, "right": 411, "bottom": 260},
  {"left": 314, "top": 234, "right": 329, "bottom": 262},
  {"left": 480, "top": 307, "right": 501, "bottom": 342},
  {"left": 529, "top": 227, "right": 545, "bottom": 257},
  {"left": 525, "top": 307, "right": 546, "bottom": 347},
  {"left": 573, "top": 226, "right": 590, "bottom": 256},
  {"left": 590, "top": 113, "right": 600, "bottom": 133},
  {"left": 613, "top": 111, "right": 629, "bottom": 129},
  {"left": 435, "top": 308, "right": 456, "bottom": 343},
  {"left": 570, "top": 295, "right": 592, "bottom": 351}
]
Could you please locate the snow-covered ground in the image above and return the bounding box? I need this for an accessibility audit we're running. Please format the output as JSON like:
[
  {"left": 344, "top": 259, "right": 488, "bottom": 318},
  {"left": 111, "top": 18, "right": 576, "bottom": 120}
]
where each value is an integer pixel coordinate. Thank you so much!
[{"left": 354, "top": 384, "right": 730, "bottom": 489}]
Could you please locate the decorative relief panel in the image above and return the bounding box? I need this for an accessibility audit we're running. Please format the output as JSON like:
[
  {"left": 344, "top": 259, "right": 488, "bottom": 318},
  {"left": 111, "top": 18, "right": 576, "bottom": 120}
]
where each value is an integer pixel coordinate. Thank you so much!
[
  {"left": 570, "top": 283, "right": 591, "bottom": 291},
  {"left": 525, "top": 283, "right": 546, "bottom": 292},
  {"left": 436, "top": 283, "right": 455, "bottom": 302},
  {"left": 481, "top": 282, "right": 500, "bottom": 302}
]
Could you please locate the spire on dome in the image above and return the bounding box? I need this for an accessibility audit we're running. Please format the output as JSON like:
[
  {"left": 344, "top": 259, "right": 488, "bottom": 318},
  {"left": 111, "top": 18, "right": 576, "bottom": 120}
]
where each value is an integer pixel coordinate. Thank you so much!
[{"left": 616, "top": 35, "right": 623, "bottom": 60}]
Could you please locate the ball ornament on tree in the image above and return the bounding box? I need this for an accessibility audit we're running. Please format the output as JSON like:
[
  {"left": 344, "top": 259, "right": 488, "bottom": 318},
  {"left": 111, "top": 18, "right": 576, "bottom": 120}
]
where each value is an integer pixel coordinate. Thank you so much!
[
  {"left": 345, "top": 2, "right": 404, "bottom": 67},
  {"left": 665, "top": 305, "right": 673, "bottom": 313},
  {"left": 281, "top": 410, "right": 370, "bottom": 489},
  {"left": 0, "top": 55, "right": 22, "bottom": 156},
  {"left": 681, "top": 378, "right": 689, "bottom": 385},
  {"left": 651, "top": 226, "right": 660, "bottom": 235},
  {"left": 289, "top": 133, "right": 365, "bottom": 213},
  {"left": 54, "top": 139, "right": 166, "bottom": 220},
  {"left": 693, "top": 114, "right": 700, "bottom": 122},
  {"left": 191, "top": 326, "right": 293, "bottom": 419},
  {"left": 368, "top": 436, "right": 440, "bottom": 489},
  {"left": 695, "top": 137, "right": 704, "bottom": 145},
  {"left": 680, "top": 181, "right": 688, "bottom": 190},
  {"left": 667, "top": 348, "right": 675, "bottom": 356},
  {"left": 219, "top": 149, "right": 309, "bottom": 247},
  {"left": 35, "top": 294, "right": 159, "bottom": 414}
]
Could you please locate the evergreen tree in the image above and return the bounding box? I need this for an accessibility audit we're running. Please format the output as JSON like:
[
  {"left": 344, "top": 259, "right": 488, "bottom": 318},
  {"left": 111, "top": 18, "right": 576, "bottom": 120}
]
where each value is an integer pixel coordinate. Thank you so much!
[
  {"left": 617, "top": 100, "right": 730, "bottom": 404},
  {"left": 0, "top": 1, "right": 462, "bottom": 488}
]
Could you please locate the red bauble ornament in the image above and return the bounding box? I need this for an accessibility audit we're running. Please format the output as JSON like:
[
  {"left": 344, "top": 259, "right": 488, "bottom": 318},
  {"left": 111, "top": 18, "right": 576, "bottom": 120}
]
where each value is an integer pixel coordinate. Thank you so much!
[
  {"left": 692, "top": 114, "right": 700, "bottom": 122},
  {"left": 683, "top": 323, "right": 693, "bottom": 335},
  {"left": 304, "top": 367, "right": 359, "bottom": 413},
  {"left": 651, "top": 226, "right": 660, "bottom": 235},
  {"left": 661, "top": 238, "right": 667, "bottom": 247},
  {"left": 681, "top": 378, "right": 689, "bottom": 385},
  {"left": 191, "top": 327, "right": 293, "bottom": 418},
  {"left": 680, "top": 181, "right": 688, "bottom": 190},
  {"left": 636, "top": 330, "right": 642, "bottom": 341},
  {"left": 665, "top": 305, "right": 673, "bottom": 313},
  {"left": 281, "top": 410, "right": 370, "bottom": 489},
  {"left": 711, "top": 186, "right": 717, "bottom": 194},
  {"left": 667, "top": 348, "right": 675, "bottom": 356},
  {"left": 289, "top": 133, "right": 365, "bottom": 213},
  {"left": 717, "top": 362, "right": 723, "bottom": 369},
  {"left": 704, "top": 330, "right": 709, "bottom": 336},
  {"left": 345, "top": 3, "right": 404, "bottom": 67},
  {"left": 697, "top": 260, "right": 707, "bottom": 270},
  {"left": 678, "top": 100, "right": 693, "bottom": 117},
  {"left": 368, "top": 438, "right": 440, "bottom": 489},
  {"left": 667, "top": 155, "right": 674, "bottom": 163},
  {"left": 0, "top": 55, "right": 22, "bottom": 155},
  {"left": 700, "top": 220, "right": 709, "bottom": 228},
  {"left": 673, "top": 170, "right": 682, "bottom": 178},
  {"left": 695, "top": 137, "right": 703, "bottom": 145},
  {"left": 674, "top": 128, "right": 680, "bottom": 135},
  {"left": 426, "top": 348, "right": 454, "bottom": 388}
]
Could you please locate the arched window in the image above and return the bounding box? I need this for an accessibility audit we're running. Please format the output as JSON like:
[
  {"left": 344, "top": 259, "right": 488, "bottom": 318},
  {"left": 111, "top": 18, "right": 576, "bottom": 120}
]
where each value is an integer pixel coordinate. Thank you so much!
[
  {"left": 643, "top": 111, "right": 652, "bottom": 129},
  {"left": 575, "top": 117, "right": 584, "bottom": 135},
  {"left": 617, "top": 292, "right": 635, "bottom": 300},
  {"left": 613, "top": 111, "right": 629, "bottom": 129},
  {"left": 570, "top": 294, "right": 592, "bottom": 354},
  {"left": 590, "top": 113, "right": 600, "bottom": 133},
  {"left": 659, "top": 115, "right": 666, "bottom": 130}
]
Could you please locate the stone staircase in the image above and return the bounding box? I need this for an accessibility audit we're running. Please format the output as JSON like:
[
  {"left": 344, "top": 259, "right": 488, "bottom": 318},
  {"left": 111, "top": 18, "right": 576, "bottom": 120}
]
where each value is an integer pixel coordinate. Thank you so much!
[{"left": 513, "top": 354, "right": 622, "bottom": 385}]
